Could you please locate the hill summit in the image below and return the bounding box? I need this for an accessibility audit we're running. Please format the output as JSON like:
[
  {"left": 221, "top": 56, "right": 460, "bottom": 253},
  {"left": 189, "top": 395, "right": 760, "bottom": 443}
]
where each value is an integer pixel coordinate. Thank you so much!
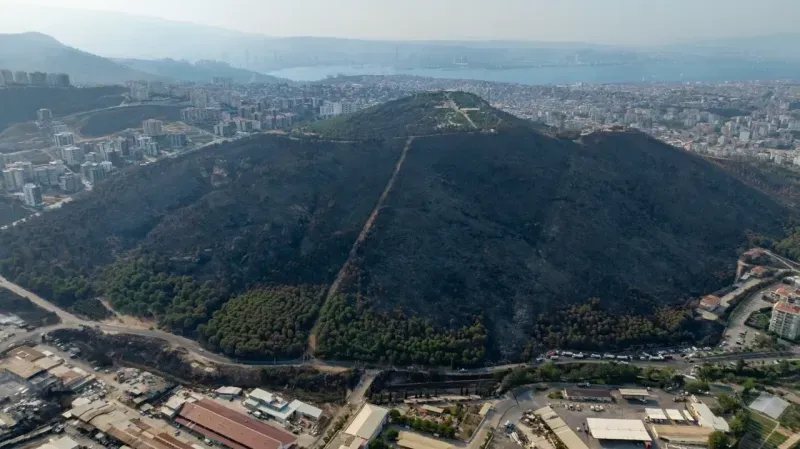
[
  {"left": 0, "top": 92, "right": 787, "bottom": 365},
  {"left": 309, "top": 91, "right": 547, "bottom": 140}
]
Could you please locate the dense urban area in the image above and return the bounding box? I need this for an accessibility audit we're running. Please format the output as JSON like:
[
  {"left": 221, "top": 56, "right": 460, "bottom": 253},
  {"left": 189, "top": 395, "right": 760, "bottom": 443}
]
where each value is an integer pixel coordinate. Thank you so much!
[{"left": 3, "top": 33, "right": 800, "bottom": 449}]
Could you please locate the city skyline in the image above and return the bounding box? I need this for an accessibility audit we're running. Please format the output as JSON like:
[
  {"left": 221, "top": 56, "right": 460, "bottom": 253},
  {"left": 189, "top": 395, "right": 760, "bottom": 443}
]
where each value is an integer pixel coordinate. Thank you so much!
[{"left": 2, "top": 0, "right": 800, "bottom": 46}]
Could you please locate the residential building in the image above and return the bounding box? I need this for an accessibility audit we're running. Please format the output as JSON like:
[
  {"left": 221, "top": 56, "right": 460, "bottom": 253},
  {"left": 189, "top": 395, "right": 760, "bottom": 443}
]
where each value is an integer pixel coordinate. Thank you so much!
[
  {"left": 35, "top": 167, "right": 50, "bottom": 186},
  {"left": 106, "top": 149, "right": 123, "bottom": 167},
  {"left": 769, "top": 300, "right": 800, "bottom": 340},
  {"left": 181, "top": 107, "right": 203, "bottom": 123},
  {"left": 59, "top": 172, "right": 81, "bottom": 193},
  {"left": 47, "top": 161, "right": 65, "bottom": 186},
  {"left": 142, "top": 119, "right": 164, "bottom": 136},
  {"left": 699, "top": 295, "right": 721, "bottom": 311},
  {"left": 37, "top": 108, "right": 52, "bottom": 123},
  {"left": 61, "top": 146, "right": 84, "bottom": 165},
  {"left": 23, "top": 183, "right": 42, "bottom": 207},
  {"left": 51, "top": 73, "right": 70, "bottom": 87},
  {"left": 320, "top": 101, "right": 343, "bottom": 118},
  {"left": 130, "top": 84, "right": 149, "bottom": 102},
  {"left": 53, "top": 132, "right": 75, "bottom": 148},
  {"left": 6, "top": 161, "right": 35, "bottom": 182},
  {"left": 86, "top": 151, "right": 102, "bottom": 163},
  {"left": 13, "top": 71, "right": 29, "bottom": 84},
  {"left": 2, "top": 169, "right": 17, "bottom": 191},
  {"left": 81, "top": 162, "right": 106, "bottom": 184},
  {"left": 176, "top": 398, "right": 297, "bottom": 449},
  {"left": 190, "top": 89, "right": 209, "bottom": 108},
  {"left": 168, "top": 133, "right": 187, "bottom": 148},
  {"left": 29, "top": 72, "right": 47, "bottom": 86},
  {"left": 0, "top": 69, "right": 12, "bottom": 85}
]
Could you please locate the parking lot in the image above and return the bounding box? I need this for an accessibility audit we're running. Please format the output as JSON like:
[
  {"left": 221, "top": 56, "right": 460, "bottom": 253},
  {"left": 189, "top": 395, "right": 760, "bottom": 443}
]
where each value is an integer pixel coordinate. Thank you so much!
[{"left": 505, "top": 386, "right": 698, "bottom": 449}]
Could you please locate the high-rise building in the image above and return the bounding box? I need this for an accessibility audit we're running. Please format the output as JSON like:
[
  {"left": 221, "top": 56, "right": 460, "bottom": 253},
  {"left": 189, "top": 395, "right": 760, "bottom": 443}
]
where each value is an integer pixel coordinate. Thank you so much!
[
  {"left": 47, "top": 160, "right": 66, "bottom": 186},
  {"left": 62, "top": 146, "right": 85, "bottom": 165},
  {"left": 86, "top": 152, "right": 102, "bottom": 163},
  {"left": 769, "top": 301, "right": 800, "bottom": 340},
  {"left": 59, "top": 172, "right": 81, "bottom": 193},
  {"left": 13, "top": 71, "right": 29, "bottom": 84},
  {"left": 23, "top": 183, "right": 43, "bottom": 207},
  {"left": 80, "top": 162, "right": 106, "bottom": 184},
  {"left": 13, "top": 161, "right": 33, "bottom": 181},
  {"left": 37, "top": 108, "right": 53, "bottom": 123},
  {"left": 29, "top": 72, "right": 47, "bottom": 86},
  {"left": 142, "top": 119, "right": 164, "bottom": 136},
  {"left": 320, "top": 102, "right": 343, "bottom": 118},
  {"left": 0, "top": 69, "right": 12, "bottom": 85},
  {"left": 100, "top": 161, "right": 113, "bottom": 173},
  {"left": 53, "top": 132, "right": 75, "bottom": 148},
  {"left": 35, "top": 166, "right": 50, "bottom": 185},
  {"left": 106, "top": 149, "right": 123, "bottom": 167},
  {"left": 168, "top": 133, "right": 187, "bottom": 148},
  {"left": 130, "top": 84, "right": 150, "bottom": 102},
  {"left": 190, "top": 89, "right": 209, "bottom": 108},
  {"left": 2, "top": 169, "right": 17, "bottom": 191}
]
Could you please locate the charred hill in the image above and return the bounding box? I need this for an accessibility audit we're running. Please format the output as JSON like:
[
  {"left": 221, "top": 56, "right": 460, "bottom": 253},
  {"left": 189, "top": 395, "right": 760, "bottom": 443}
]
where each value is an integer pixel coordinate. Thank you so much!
[{"left": 0, "top": 92, "right": 787, "bottom": 364}]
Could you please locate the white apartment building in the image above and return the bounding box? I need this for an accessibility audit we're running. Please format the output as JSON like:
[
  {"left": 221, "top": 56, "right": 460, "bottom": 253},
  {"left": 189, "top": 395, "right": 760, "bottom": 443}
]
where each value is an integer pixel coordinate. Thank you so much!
[
  {"left": 23, "top": 183, "right": 42, "bottom": 207},
  {"left": 61, "top": 146, "right": 85, "bottom": 166},
  {"left": 769, "top": 301, "right": 800, "bottom": 340},
  {"left": 142, "top": 119, "right": 164, "bottom": 136},
  {"left": 53, "top": 132, "right": 75, "bottom": 148}
]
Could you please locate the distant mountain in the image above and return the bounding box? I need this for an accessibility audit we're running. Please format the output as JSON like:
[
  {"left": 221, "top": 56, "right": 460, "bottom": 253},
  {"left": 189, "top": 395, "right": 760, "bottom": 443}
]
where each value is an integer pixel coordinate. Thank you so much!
[
  {"left": 0, "top": 6, "right": 639, "bottom": 72},
  {"left": 115, "top": 58, "right": 286, "bottom": 84},
  {"left": 0, "top": 92, "right": 785, "bottom": 364},
  {"left": 0, "top": 32, "right": 159, "bottom": 85},
  {"left": 663, "top": 33, "right": 800, "bottom": 61}
]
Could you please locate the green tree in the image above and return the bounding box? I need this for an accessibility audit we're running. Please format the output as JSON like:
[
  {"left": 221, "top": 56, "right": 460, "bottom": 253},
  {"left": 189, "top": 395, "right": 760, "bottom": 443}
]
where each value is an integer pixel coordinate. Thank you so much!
[
  {"left": 708, "top": 431, "right": 731, "bottom": 449},
  {"left": 386, "top": 429, "right": 399, "bottom": 441}
]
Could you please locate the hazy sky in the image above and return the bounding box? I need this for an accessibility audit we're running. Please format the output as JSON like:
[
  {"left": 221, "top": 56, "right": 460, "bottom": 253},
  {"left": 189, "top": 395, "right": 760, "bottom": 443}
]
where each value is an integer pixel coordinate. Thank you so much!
[{"left": 3, "top": 0, "right": 799, "bottom": 44}]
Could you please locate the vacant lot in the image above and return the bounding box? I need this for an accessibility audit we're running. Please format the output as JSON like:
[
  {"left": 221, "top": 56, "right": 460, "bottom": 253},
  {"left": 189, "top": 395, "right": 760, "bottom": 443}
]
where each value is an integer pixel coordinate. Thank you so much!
[{"left": 65, "top": 104, "right": 184, "bottom": 138}]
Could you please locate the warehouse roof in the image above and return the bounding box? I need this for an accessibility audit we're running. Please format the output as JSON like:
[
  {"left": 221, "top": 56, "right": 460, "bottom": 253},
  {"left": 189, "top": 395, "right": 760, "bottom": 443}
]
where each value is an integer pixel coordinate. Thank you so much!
[
  {"left": 215, "top": 386, "right": 243, "bottom": 396},
  {"left": 665, "top": 409, "right": 686, "bottom": 421},
  {"left": 586, "top": 418, "right": 651, "bottom": 441},
  {"left": 689, "top": 402, "right": 730, "bottom": 432},
  {"left": 178, "top": 399, "right": 296, "bottom": 449},
  {"left": 2, "top": 357, "right": 44, "bottom": 379},
  {"left": 344, "top": 404, "right": 389, "bottom": 440},
  {"left": 618, "top": 389, "right": 650, "bottom": 397},
  {"left": 651, "top": 425, "right": 713, "bottom": 444},
  {"left": 645, "top": 408, "right": 668, "bottom": 421},
  {"left": 9, "top": 346, "right": 45, "bottom": 362},
  {"left": 535, "top": 407, "right": 589, "bottom": 449}
]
